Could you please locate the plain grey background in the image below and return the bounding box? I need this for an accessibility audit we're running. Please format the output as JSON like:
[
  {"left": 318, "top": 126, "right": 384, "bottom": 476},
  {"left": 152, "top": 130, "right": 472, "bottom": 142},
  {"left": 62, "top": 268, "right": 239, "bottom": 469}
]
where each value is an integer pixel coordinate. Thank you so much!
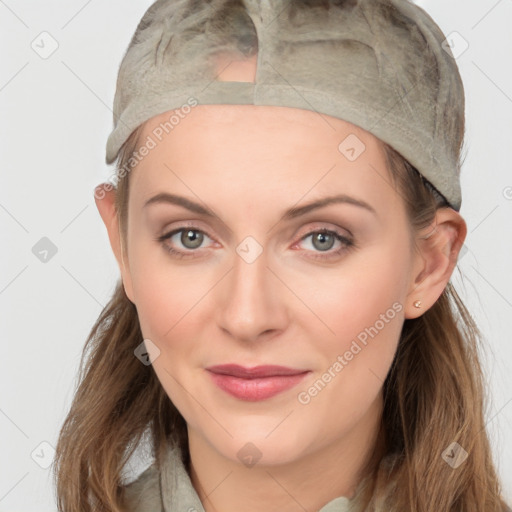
[{"left": 1, "top": 0, "right": 511, "bottom": 510}]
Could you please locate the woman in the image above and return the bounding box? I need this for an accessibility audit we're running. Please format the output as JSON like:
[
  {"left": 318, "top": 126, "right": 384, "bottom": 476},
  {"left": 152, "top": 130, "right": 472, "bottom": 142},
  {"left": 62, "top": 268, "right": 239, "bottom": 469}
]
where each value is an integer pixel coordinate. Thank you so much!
[{"left": 53, "top": 0, "right": 511, "bottom": 510}]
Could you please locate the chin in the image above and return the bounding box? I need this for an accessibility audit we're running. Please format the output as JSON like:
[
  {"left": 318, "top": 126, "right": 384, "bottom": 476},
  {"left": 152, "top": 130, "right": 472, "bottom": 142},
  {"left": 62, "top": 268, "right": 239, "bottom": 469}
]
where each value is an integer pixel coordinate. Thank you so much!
[{"left": 205, "top": 422, "right": 311, "bottom": 467}]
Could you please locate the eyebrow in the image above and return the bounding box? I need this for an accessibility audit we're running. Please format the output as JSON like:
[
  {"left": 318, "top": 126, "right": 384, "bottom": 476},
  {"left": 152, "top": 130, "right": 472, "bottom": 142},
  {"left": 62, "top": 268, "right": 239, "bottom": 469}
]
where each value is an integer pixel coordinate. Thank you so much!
[{"left": 143, "top": 192, "right": 377, "bottom": 220}]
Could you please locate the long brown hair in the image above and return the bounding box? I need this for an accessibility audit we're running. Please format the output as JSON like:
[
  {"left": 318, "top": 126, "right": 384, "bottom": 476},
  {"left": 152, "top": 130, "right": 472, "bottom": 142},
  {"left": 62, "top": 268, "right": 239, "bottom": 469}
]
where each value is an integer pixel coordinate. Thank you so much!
[{"left": 52, "top": 121, "right": 510, "bottom": 511}]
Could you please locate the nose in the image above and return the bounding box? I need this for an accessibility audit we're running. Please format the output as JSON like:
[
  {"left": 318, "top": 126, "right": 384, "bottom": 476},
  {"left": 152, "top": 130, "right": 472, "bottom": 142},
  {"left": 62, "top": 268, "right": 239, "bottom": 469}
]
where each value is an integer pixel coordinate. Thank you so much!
[{"left": 215, "top": 245, "right": 289, "bottom": 344}]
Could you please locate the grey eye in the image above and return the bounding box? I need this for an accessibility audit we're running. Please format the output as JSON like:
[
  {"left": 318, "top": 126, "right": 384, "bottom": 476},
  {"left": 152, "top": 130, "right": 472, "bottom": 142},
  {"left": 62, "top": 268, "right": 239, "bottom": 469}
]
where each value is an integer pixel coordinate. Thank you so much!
[
  {"left": 179, "top": 229, "right": 204, "bottom": 249},
  {"left": 310, "top": 232, "right": 336, "bottom": 252}
]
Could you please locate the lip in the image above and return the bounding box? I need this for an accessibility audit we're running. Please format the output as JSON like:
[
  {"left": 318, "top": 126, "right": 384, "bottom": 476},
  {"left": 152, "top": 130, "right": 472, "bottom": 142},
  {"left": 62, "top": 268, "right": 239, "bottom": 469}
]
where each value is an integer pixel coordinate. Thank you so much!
[
  {"left": 206, "top": 364, "right": 310, "bottom": 401},
  {"left": 207, "top": 364, "right": 309, "bottom": 378}
]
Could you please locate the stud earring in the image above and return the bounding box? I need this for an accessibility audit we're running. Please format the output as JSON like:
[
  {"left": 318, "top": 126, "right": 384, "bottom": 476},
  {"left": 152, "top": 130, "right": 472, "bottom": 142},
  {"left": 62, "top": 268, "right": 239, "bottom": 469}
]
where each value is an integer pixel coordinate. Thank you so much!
[{"left": 413, "top": 300, "right": 422, "bottom": 308}]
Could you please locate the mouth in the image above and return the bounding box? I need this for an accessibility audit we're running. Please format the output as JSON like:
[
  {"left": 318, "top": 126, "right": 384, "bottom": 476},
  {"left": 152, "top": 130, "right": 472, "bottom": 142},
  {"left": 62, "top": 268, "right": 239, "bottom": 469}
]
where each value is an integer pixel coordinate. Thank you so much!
[{"left": 205, "top": 364, "right": 311, "bottom": 401}]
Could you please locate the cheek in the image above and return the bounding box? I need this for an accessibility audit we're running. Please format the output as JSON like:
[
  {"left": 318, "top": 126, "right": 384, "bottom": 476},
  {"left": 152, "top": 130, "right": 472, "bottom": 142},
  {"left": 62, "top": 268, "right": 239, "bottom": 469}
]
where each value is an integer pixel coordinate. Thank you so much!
[
  {"left": 299, "top": 242, "right": 409, "bottom": 348},
  {"left": 302, "top": 275, "right": 403, "bottom": 396},
  {"left": 294, "top": 242, "right": 408, "bottom": 408},
  {"left": 128, "top": 254, "right": 208, "bottom": 414},
  {"left": 128, "top": 237, "right": 211, "bottom": 340}
]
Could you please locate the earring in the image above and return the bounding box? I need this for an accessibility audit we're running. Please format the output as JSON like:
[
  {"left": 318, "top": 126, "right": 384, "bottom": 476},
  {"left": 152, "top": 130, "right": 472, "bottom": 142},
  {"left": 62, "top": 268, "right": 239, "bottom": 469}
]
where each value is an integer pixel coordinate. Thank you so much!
[{"left": 413, "top": 300, "right": 422, "bottom": 308}]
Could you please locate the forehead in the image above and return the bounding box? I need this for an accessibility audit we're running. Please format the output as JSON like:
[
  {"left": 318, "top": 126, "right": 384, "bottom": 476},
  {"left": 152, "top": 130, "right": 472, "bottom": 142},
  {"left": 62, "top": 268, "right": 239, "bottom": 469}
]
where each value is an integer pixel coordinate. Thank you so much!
[
  {"left": 128, "top": 104, "right": 398, "bottom": 216},
  {"left": 133, "top": 103, "right": 387, "bottom": 169},
  {"left": 139, "top": 103, "right": 379, "bottom": 141}
]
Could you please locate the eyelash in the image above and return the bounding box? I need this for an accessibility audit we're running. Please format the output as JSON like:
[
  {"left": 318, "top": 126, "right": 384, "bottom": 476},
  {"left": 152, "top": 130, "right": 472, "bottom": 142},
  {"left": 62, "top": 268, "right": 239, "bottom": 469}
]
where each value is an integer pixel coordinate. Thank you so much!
[{"left": 155, "top": 225, "right": 355, "bottom": 261}]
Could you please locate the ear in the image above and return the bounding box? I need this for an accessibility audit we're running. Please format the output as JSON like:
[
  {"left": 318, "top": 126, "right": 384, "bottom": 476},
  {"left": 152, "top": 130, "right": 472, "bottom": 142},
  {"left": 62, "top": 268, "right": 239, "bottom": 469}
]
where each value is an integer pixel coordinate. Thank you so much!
[
  {"left": 94, "top": 183, "right": 135, "bottom": 303},
  {"left": 404, "top": 207, "right": 467, "bottom": 319}
]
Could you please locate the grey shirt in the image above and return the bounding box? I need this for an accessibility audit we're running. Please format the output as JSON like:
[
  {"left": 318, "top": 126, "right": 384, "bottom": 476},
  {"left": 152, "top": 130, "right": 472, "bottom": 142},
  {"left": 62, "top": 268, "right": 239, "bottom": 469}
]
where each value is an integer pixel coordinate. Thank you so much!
[{"left": 123, "top": 442, "right": 359, "bottom": 512}]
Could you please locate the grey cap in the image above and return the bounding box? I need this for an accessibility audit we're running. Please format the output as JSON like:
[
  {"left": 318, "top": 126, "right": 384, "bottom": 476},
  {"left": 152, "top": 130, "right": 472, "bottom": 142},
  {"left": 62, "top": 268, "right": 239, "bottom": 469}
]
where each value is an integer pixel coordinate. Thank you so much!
[{"left": 106, "top": 0, "right": 465, "bottom": 211}]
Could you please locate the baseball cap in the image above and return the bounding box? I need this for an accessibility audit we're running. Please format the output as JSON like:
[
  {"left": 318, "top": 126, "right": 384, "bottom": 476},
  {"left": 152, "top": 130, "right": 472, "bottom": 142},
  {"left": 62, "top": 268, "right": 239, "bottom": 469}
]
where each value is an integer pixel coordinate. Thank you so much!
[{"left": 105, "top": 0, "right": 465, "bottom": 211}]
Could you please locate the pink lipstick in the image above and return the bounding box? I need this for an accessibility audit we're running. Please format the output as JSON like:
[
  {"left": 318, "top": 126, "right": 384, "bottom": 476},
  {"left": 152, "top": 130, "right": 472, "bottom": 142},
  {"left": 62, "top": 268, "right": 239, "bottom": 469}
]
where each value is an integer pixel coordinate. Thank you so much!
[{"left": 206, "top": 364, "right": 310, "bottom": 401}]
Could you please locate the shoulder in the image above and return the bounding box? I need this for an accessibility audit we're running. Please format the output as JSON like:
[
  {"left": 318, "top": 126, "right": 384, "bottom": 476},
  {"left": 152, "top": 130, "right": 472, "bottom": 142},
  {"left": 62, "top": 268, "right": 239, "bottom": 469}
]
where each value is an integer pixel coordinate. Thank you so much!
[{"left": 122, "top": 463, "right": 163, "bottom": 512}]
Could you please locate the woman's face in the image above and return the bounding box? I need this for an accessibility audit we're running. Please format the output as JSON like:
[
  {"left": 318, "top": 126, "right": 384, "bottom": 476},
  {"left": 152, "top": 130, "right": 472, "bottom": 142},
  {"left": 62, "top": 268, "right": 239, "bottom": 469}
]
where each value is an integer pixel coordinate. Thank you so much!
[{"left": 120, "top": 104, "right": 419, "bottom": 466}]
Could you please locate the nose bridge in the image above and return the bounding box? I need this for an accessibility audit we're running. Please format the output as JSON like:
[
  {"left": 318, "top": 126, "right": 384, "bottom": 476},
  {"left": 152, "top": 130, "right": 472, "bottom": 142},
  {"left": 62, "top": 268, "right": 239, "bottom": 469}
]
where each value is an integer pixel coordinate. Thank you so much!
[{"left": 217, "top": 239, "right": 287, "bottom": 341}]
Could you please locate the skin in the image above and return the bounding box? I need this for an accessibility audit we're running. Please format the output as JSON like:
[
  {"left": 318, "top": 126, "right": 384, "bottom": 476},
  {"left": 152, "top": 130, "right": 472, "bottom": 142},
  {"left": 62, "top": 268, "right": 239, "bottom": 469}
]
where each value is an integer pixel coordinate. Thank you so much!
[{"left": 95, "top": 59, "right": 466, "bottom": 512}]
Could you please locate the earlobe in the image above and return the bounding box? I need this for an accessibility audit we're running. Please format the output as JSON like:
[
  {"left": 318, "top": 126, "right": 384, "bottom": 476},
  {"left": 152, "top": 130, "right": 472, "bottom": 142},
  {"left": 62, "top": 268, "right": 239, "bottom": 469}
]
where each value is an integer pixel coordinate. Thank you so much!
[
  {"left": 404, "top": 208, "right": 467, "bottom": 319},
  {"left": 94, "top": 183, "right": 135, "bottom": 303}
]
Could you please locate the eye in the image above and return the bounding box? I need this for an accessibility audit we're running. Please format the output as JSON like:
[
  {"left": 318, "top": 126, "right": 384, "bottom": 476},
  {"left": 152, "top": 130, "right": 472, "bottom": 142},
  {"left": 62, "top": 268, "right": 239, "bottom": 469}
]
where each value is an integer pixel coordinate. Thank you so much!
[
  {"left": 155, "top": 225, "right": 355, "bottom": 261},
  {"left": 156, "top": 227, "right": 214, "bottom": 259},
  {"left": 295, "top": 228, "right": 355, "bottom": 260}
]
